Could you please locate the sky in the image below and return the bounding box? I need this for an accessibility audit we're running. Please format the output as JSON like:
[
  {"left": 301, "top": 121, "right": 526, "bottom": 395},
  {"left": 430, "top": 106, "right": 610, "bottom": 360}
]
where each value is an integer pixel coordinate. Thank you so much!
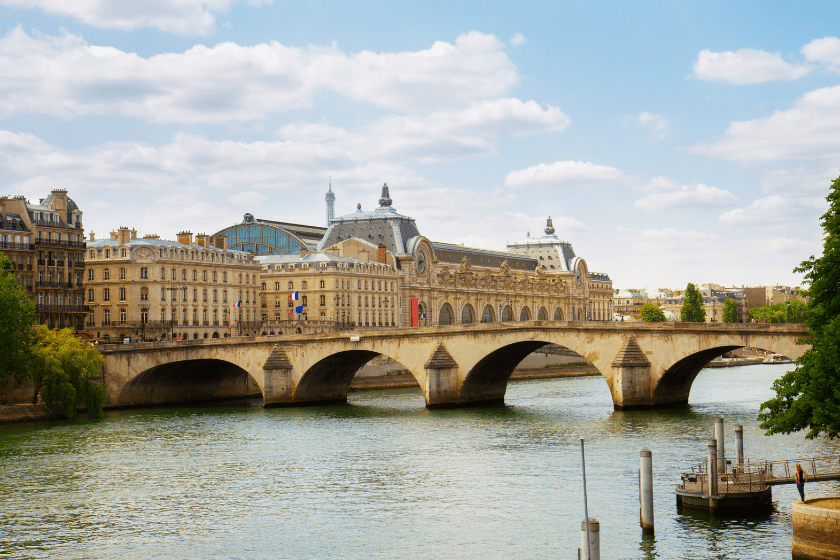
[{"left": 1, "top": 0, "right": 838, "bottom": 291}]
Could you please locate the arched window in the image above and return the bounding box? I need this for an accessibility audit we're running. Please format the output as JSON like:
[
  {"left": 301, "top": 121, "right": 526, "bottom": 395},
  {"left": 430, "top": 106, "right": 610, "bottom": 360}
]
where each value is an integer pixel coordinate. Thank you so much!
[
  {"left": 481, "top": 305, "right": 494, "bottom": 323},
  {"left": 554, "top": 308, "right": 562, "bottom": 321},
  {"left": 502, "top": 305, "right": 512, "bottom": 322},
  {"left": 538, "top": 307, "right": 547, "bottom": 321},
  {"left": 520, "top": 307, "right": 531, "bottom": 321},
  {"left": 439, "top": 303, "right": 453, "bottom": 326},
  {"left": 461, "top": 305, "right": 473, "bottom": 324}
]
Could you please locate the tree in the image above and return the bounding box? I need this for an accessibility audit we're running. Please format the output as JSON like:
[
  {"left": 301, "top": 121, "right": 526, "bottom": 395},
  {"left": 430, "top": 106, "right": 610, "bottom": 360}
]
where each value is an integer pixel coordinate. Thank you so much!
[
  {"left": 0, "top": 253, "right": 36, "bottom": 388},
  {"left": 28, "top": 325, "right": 106, "bottom": 418},
  {"left": 759, "top": 174, "right": 840, "bottom": 439},
  {"left": 749, "top": 300, "right": 807, "bottom": 324},
  {"left": 722, "top": 299, "right": 739, "bottom": 323},
  {"left": 680, "top": 283, "right": 706, "bottom": 322},
  {"left": 639, "top": 303, "right": 666, "bottom": 322}
]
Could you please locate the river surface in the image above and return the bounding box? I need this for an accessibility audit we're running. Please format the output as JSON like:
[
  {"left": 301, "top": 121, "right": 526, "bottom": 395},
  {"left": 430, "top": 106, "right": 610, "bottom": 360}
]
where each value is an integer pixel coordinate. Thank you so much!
[{"left": 2, "top": 364, "right": 839, "bottom": 559}]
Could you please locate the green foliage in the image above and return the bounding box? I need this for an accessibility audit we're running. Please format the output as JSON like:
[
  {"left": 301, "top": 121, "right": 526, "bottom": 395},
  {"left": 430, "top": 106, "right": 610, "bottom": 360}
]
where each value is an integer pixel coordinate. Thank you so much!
[
  {"left": 749, "top": 300, "right": 807, "bottom": 324},
  {"left": 759, "top": 174, "right": 840, "bottom": 439},
  {"left": 722, "top": 299, "right": 739, "bottom": 323},
  {"left": 28, "top": 325, "right": 106, "bottom": 418},
  {"left": 639, "top": 303, "right": 666, "bottom": 322},
  {"left": 680, "top": 283, "right": 706, "bottom": 322},
  {"left": 0, "top": 253, "right": 36, "bottom": 387}
]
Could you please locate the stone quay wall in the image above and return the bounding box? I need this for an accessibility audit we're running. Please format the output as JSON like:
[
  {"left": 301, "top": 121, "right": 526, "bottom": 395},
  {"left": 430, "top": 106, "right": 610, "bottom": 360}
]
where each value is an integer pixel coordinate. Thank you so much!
[{"left": 792, "top": 497, "right": 840, "bottom": 560}]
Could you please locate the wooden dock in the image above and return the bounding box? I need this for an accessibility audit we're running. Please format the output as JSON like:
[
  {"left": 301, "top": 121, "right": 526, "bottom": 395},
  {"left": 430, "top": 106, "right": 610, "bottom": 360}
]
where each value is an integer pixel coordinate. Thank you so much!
[{"left": 676, "top": 455, "right": 840, "bottom": 513}]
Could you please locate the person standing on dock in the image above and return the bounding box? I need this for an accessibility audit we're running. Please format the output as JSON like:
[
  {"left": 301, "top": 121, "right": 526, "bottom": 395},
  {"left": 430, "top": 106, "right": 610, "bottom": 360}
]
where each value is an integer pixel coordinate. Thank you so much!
[{"left": 795, "top": 463, "right": 808, "bottom": 501}]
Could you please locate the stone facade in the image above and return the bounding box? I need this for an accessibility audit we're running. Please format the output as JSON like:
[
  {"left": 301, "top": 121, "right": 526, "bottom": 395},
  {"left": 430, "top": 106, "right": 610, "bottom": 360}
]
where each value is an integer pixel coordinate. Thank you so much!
[
  {"left": 84, "top": 227, "right": 260, "bottom": 341},
  {"left": 257, "top": 244, "right": 402, "bottom": 329},
  {"left": 0, "top": 189, "right": 86, "bottom": 331}
]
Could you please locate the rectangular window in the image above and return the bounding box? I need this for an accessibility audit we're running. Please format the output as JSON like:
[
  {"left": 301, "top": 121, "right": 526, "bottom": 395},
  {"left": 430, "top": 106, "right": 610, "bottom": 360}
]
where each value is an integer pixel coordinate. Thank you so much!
[
  {"left": 119, "top": 267, "right": 126, "bottom": 280},
  {"left": 140, "top": 267, "right": 148, "bottom": 279},
  {"left": 223, "top": 290, "right": 228, "bottom": 303},
  {"left": 223, "top": 272, "right": 227, "bottom": 283},
  {"left": 104, "top": 268, "right": 110, "bottom": 280},
  {"left": 88, "top": 269, "right": 94, "bottom": 280},
  {"left": 87, "top": 289, "right": 94, "bottom": 302},
  {"left": 103, "top": 288, "right": 110, "bottom": 301},
  {"left": 275, "top": 282, "right": 279, "bottom": 290},
  {"left": 302, "top": 281, "right": 307, "bottom": 290},
  {"left": 302, "top": 295, "right": 307, "bottom": 306},
  {"left": 288, "top": 281, "right": 293, "bottom": 289},
  {"left": 320, "top": 295, "right": 326, "bottom": 306},
  {"left": 119, "top": 288, "right": 125, "bottom": 301},
  {"left": 213, "top": 271, "right": 217, "bottom": 282},
  {"left": 161, "top": 268, "right": 165, "bottom": 280}
]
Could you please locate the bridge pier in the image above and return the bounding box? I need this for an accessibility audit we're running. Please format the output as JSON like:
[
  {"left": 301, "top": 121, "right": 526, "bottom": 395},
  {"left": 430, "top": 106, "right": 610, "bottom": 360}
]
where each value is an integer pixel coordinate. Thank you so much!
[
  {"left": 263, "top": 345, "right": 295, "bottom": 407},
  {"left": 610, "top": 336, "right": 653, "bottom": 410},
  {"left": 424, "top": 344, "right": 460, "bottom": 409}
]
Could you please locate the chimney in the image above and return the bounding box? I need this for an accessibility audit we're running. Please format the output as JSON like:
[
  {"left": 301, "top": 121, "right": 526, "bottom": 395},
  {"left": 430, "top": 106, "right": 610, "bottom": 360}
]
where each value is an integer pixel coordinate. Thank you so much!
[
  {"left": 89, "top": 231, "right": 95, "bottom": 241},
  {"left": 143, "top": 234, "right": 160, "bottom": 240},
  {"left": 196, "top": 233, "right": 209, "bottom": 247},
  {"left": 177, "top": 231, "right": 193, "bottom": 246},
  {"left": 210, "top": 235, "right": 227, "bottom": 250},
  {"left": 378, "top": 243, "right": 386, "bottom": 263},
  {"left": 110, "top": 229, "right": 118, "bottom": 240},
  {"left": 117, "top": 226, "right": 130, "bottom": 244},
  {"left": 299, "top": 246, "right": 309, "bottom": 258},
  {"left": 130, "top": 228, "right": 137, "bottom": 241},
  {"left": 49, "top": 189, "right": 69, "bottom": 221}
]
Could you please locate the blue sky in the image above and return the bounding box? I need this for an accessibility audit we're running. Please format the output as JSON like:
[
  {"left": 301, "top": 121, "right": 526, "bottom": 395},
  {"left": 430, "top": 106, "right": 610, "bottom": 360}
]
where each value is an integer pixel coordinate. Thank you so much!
[{"left": 1, "top": 0, "right": 838, "bottom": 290}]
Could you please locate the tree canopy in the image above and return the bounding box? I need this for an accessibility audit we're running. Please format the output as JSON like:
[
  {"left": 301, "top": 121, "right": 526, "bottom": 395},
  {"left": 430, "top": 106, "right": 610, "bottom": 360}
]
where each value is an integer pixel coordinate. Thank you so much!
[
  {"left": 0, "top": 253, "right": 36, "bottom": 388},
  {"left": 749, "top": 300, "right": 807, "bottom": 324},
  {"left": 759, "top": 174, "right": 840, "bottom": 439},
  {"left": 28, "top": 325, "right": 106, "bottom": 418},
  {"left": 639, "top": 303, "right": 666, "bottom": 322},
  {"left": 722, "top": 299, "right": 739, "bottom": 323},
  {"left": 680, "top": 283, "right": 706, "bottom": 322}
]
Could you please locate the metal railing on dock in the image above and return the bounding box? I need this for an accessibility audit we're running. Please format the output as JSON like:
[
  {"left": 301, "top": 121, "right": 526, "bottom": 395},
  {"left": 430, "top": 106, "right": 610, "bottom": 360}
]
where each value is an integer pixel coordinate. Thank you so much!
[{"left": 680, "top": 454, "right": 840, "bottom": 494}]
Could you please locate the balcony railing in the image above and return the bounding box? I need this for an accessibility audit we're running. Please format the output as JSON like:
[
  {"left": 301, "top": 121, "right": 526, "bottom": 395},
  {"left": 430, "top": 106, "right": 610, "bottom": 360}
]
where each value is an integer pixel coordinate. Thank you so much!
[
  {"left": 35, "top": 281, "right": 76, "bottom": 289},
  {"left": 33, "top": 237, "right": 85, "bottom": 247},
  {"left": 74, "top": 261, "right": 85, "bottom": 268},
  {"left": 0, "top": 241, "right": 30, "bottom": 250},
  {"left": 36, "top": 303, "right": 89, "bottom": 312}
]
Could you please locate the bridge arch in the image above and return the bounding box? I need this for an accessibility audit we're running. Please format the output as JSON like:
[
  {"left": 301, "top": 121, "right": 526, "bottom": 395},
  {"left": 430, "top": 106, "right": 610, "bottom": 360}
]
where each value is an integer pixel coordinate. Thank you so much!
[
  {"left": 119, "top": 358, "right": 262, "bottom": 407},
  {"left": 293, "top": 350, "right": 422, "bottom": 405}
]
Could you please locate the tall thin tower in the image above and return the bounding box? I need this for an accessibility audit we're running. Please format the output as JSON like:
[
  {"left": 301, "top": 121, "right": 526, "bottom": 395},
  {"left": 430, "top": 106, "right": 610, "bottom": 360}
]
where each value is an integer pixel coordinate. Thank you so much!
[{"left": 325, "top": 177, "right": 335, "bottom": 226}]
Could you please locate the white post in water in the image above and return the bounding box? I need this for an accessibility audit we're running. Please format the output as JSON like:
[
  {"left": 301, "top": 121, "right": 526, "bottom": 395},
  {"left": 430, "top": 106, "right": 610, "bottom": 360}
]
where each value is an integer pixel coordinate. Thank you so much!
[
  {"left": 639, "top": 449, "right": 654, "bottom": 534},
  {"left": 714, "top": 417, "right": 726, "bottom": 473},
  {"left": 707, "top": 438, "right": 718, "bottom": 497},
  {"left": 580, "top": 518, "right": 600, "bottom": 560},
  {"left": 580, "top": 439, "right": 592, "bottom": 560},
  {"left": 734, "top": 424, "right": 744, "bottom": 468}
]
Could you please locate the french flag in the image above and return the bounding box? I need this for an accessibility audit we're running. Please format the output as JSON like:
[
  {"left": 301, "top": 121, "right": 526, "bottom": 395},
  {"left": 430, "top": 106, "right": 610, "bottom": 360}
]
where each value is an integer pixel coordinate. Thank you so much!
[
  {"left": 289, "top": 291, "right": 299, "bottom": 302},
  {"left": 234, "top": 301, "right": 241, "bottom": 308}
]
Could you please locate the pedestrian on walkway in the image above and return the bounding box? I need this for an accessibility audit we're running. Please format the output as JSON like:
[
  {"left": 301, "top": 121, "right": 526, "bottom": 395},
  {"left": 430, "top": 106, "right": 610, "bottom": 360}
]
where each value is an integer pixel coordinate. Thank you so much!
[{"left": 795, "top": 463, "right": 808, "bottom": 501}]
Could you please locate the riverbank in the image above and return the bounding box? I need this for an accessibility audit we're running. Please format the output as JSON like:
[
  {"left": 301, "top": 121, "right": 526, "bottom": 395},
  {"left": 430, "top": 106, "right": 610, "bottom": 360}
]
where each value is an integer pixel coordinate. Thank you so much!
[{"left": 0, "top": 404, "right": 60, "bottom": 424}]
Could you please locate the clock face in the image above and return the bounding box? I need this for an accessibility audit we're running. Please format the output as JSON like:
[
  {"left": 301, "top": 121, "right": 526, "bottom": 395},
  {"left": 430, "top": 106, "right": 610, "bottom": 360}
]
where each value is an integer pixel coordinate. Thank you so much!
[{"left": 417, "top": 250, "right": 426, "bottom": 274}]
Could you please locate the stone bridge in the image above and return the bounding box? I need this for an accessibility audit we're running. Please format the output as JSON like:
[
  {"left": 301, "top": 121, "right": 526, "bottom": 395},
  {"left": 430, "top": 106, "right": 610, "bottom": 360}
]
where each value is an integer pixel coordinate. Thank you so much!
[{"left": 97, "top": 322, "right": 808, "bottom": 410}]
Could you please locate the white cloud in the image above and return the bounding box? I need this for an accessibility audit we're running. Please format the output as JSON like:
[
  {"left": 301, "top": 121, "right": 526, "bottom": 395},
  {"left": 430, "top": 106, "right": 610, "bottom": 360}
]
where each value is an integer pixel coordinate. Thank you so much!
[
  {"left": 694, "top": 85, "right": 840, "bottom": 162},
  {"left": 635, "top": 112, "right": 669, "bottom": 141},
  {"left": 510, "top": 33, "right": 526, "bottom": 46},
  {"left": 759, "top": 164, "right": 839, "bottom": 195},
  {"left": 504, "top": 160, "right": 626, "bottom": 188},
  {"left": 0, "top": 28, "right": 519, "bottom": 122},
  {"left": 0, "top": 0, "right": 272, "bottom": 36},
  {"left": 227, "top": 190, "right": 268, "bottom": 206},
  {"left": 634, "top": 183, "right": 738, "bottom": 212},
  {"left": 718, "top": 195, "right": 827, "bottom": 227},
  {"left": 801, "top": 36, "right": 840, "bottom": 72},
  {"left": 693, "top": 48, "right": 811, "bottom": 84}
]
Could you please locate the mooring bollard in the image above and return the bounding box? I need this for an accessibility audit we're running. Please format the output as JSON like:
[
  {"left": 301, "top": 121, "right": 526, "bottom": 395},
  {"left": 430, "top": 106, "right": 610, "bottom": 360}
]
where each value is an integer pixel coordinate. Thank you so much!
[
  {"left": 734, "top": 423, "right": 744, "bottom": 468},
  {"left": 714, "top": 417, "right": 726, "bottom": 473},
  {"left": 639, "top": 449, "right": 654, "bottom": 534},
  {"left": 708, "top": 438, "right": 718, "bottom": 497},
  {"left": 579, "top": 518, "right": 600, "bottom": 560}
]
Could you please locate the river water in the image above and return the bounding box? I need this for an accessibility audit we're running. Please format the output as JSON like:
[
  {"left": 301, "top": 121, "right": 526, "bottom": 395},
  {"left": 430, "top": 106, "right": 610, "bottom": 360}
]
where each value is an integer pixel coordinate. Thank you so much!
[{"left": 2, "top": 364, "right": 839, "bottom": 559}]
